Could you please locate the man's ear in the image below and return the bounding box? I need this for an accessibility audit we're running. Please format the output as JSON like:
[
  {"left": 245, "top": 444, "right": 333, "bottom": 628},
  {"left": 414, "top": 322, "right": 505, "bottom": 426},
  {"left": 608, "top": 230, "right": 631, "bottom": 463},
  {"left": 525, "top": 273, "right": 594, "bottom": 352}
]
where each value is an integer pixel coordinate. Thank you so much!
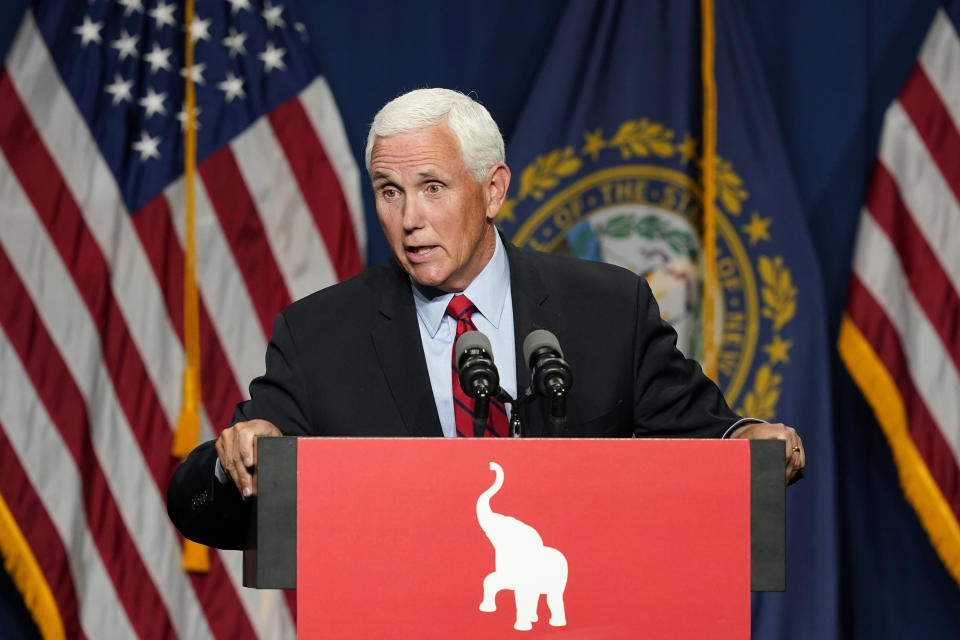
[{"left": 485, "top": 163, "right": 511, "bottom": 221}]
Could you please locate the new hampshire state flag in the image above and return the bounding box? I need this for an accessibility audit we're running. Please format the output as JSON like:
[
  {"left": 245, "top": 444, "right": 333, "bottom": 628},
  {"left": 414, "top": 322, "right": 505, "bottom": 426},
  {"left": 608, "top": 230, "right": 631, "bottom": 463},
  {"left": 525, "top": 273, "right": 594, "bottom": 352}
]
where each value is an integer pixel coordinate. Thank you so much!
[{"left": 498, "top": 1, "right": 839, "bottom": 637}]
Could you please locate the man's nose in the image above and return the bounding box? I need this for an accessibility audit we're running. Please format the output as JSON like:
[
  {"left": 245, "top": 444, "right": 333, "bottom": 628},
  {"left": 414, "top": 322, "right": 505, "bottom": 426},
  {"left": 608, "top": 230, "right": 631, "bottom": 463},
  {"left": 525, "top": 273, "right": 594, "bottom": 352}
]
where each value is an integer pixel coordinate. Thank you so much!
[{"left": 401, "top": 197, "right": 425, "bottom": 232}]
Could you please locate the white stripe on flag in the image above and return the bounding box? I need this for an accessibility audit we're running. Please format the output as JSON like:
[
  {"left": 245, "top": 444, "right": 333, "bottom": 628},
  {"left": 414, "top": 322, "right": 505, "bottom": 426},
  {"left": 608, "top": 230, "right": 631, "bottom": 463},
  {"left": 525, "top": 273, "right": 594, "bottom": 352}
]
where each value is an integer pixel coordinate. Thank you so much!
[
  {"left": 878, "top": 101, "right": 960, "bottom": 291},
  {"left": 165, "top": 177, "right": 268, "bottom": 395},
  {"left": 218, "top": 549, "right": 297, "bottom": 640},
  {"left": 0, "top": 152, "right": 215, "bottom": 640},
  {"left": 5, "top": 10, "right": 183, "bottom": 425},
  {"left": 231, "top": 117, "right": 339, "bottom": 301},
  {"left": 919, "top": 9, "right": 960, "bottom": 131},
  {"left": 0, "top": 331, "right": 137, "bottom": 640},
  {"left": 300, "top": 76, "right": 367, "bottom": 252},
  {"left": 852, "top": 209, "right": 960, "bottom": 461}
]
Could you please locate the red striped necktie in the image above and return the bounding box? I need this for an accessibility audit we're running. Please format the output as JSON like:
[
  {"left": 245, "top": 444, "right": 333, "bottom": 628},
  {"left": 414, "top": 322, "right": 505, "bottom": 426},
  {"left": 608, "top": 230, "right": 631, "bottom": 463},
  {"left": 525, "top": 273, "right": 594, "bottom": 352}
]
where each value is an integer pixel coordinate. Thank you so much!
[{"left": 446, "top": 295, "right": 509, "bottom": 438}]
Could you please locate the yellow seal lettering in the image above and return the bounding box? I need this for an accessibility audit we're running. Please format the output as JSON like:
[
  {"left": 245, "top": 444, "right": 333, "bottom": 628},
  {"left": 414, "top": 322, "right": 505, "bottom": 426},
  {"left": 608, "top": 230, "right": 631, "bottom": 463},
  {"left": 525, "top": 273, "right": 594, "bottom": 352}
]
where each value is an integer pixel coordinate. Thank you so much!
[
  {"left": 723, "top": 311, "right": 745, "bottom": 334},
  {"left": 553, "top": 197, "right": 584, "bottom": 230},
  {"left": 613, "top": 179, "right": 647, "bottom": 204},
  {"left": 718, "top": 349, "right": 740, "bottom": 377}
]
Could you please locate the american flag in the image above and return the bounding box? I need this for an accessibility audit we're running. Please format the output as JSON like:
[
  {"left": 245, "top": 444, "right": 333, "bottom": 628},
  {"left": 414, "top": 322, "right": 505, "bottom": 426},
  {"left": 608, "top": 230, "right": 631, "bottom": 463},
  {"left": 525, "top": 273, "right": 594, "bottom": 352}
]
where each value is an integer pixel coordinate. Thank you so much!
[
  {"left": 839, "top": 0, "right": 960, "bottom": 589},
  {"left": 0, "top": 0, "right": 364, "bottom": 637}
]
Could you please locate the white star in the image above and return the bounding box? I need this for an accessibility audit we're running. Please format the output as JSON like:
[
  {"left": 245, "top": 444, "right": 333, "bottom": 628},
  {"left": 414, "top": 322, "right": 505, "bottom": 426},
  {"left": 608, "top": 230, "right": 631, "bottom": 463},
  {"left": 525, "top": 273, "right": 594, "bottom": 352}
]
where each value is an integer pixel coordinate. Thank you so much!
[
  {"left": 262, "top": 1, "right": 286, "bottom": 30},
  {"left": 217, "top": 72, "right": 246, "bottom": 102},
  {"left": 143, "top": 43, "right": 172, "bottom": 73},
  {"left": 118, "top": 0, "right": 143, "bottom": 16},
  {"left": 131, "top": 131, "right": 161, "bottom": 162},
  {"left": 187, "top": 15, "right": 212, "bottom": 44},
  {"left": 226, "top": 0, "right": 252, "bottom": 14},
  {"left": 110, "top": 29, "right": 139, "bottom": 61},
  {"left": 149, "top": 1, "right": 176, "bottom": 29},
  {"left": 138, "top": 87, "right": 167, "bottom": 118},
  {"left": 258, "top": 41, "right": 286, "bottom": 73},
  {"left": 104, "top": 74, "right": 133, "bottom": 105},
  {"left": 73, "top": 15, "right": 103, "bottom": 47},
  {"left": 176, "top": 104, "right": 202, "bottom": 132},
  {"left": 222, "top": 26, "right": 248, "bottom": 58},
  {"left": 180, "top": 62, "right": 207, "bottom": 85},
  {"left": 293, "top": 22, "right": 309, "bottom": 42}
]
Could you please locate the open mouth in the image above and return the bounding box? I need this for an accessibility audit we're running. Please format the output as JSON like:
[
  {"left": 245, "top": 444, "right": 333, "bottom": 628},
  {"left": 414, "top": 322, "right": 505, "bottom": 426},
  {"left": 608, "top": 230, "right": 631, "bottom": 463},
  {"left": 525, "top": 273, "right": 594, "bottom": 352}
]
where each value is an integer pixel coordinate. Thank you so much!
[{"left": 406, "top": 246, "right": 436, "bottom": 257}]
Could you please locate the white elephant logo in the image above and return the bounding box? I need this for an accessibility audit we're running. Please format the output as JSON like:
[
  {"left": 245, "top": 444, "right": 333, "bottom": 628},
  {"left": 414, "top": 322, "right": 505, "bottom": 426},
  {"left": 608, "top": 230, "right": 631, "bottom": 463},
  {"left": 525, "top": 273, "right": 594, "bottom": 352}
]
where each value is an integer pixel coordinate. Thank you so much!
[{"left": 476, "top": 461, "right": 568, "bottom": 631}]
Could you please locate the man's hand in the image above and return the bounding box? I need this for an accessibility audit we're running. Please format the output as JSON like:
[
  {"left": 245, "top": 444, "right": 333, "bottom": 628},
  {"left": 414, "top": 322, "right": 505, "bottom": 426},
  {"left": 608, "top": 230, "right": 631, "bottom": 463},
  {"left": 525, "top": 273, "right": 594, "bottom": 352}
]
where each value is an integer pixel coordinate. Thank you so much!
[
  {"left": 215, "top": 419, "right": 282, "bottom": 498},
  {"left": 730, "top": 421, "right": 805, "bottom": 484}
]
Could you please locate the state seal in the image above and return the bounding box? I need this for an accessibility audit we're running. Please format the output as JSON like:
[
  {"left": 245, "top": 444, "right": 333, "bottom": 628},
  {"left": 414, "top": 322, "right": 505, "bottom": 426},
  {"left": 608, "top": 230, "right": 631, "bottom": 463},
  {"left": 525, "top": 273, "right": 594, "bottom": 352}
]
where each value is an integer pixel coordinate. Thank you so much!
[{"left": 503, "top": 119, "right": 795, "bottom": 415}]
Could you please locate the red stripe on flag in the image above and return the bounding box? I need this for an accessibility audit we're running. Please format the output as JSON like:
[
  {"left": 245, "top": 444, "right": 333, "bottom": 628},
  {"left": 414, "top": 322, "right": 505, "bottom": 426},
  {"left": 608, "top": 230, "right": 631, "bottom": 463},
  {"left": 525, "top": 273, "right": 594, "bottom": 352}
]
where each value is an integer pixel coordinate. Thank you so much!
[
  {"left": 0, "top": 74, "right": 172, "bottom": 488},
  {"left": 847, "top": 275, "right": 960, "bottom": 516},
  {"left": 285, "top": 589, "right": 297, "bottom": 626},
  {"left": 133, "top": 195, "right": 184, "bottom": 338},
  {"left": 268, "top": 97, "right": 363, "bottom": 280},
  {"left": 899, "top": 63, "right": 960, "bottom": 205},
  {"left": 0, "top": 424, "right": 86, "bottom": 640},
  {"left": 187, "top": 554, "right": 259, "bottom": 640},
  {"left": 0, "top": 247, "right": 175, "bottom": 639},
  {"left": 866, "top": 163, "right": 960, "bottom": 372},
  {"left": 199, "top": 148, "right": 292, "bottom": 338},
  {"left": 132, "top": 195, "right": 246, "bottom": 431}
]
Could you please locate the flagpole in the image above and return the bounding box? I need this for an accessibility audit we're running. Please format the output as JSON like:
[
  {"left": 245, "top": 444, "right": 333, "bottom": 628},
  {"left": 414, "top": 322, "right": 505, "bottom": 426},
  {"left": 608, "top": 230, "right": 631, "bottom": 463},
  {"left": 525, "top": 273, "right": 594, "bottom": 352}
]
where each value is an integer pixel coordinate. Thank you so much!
[
  {"left": 700, "top": 0, "right": 719, "bottom": 381},
  {"left": 172, "top": 0, "right": 209, "bottom": 574}
]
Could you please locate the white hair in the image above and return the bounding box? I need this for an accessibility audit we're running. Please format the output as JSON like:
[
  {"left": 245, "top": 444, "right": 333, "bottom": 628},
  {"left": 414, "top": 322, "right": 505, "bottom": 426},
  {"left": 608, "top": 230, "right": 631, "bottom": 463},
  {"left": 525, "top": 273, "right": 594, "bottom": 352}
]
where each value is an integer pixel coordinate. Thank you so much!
[{"left": 365, "top": 88, "right": 505, "bottom": 182}]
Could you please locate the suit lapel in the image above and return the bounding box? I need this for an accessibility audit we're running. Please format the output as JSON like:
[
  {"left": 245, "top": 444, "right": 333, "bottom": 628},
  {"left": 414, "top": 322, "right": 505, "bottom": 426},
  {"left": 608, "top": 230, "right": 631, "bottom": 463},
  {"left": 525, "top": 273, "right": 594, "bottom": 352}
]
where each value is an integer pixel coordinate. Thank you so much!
[
  {"left": 505, "top": 241, "right": 566, "bottom": 437},
  {"left": 369, "top": 262, "right": 444, "bottom": 437}
]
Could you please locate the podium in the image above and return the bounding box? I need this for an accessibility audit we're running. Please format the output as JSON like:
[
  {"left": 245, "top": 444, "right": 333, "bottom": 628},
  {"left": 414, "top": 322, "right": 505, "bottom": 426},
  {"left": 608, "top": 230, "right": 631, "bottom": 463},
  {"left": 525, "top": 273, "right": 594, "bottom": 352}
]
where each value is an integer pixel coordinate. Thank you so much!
[{"left": 244, "top": 438, "right": 785, "bottom": 638}]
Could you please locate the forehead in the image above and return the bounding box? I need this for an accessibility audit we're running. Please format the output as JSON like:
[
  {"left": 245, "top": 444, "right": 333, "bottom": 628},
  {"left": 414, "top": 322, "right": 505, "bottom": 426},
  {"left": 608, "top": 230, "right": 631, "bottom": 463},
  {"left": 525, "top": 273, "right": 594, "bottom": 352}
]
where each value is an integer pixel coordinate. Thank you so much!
[{"left": 369, "top": 124, "right": 465, "bottom": 179}]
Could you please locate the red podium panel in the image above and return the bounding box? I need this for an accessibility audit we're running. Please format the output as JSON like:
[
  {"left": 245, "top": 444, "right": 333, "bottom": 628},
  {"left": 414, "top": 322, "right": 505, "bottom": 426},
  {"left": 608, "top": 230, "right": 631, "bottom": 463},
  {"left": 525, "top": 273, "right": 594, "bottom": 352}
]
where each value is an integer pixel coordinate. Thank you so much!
[{"left": 298, "top": 438, "right": 750, "bottom": 639}]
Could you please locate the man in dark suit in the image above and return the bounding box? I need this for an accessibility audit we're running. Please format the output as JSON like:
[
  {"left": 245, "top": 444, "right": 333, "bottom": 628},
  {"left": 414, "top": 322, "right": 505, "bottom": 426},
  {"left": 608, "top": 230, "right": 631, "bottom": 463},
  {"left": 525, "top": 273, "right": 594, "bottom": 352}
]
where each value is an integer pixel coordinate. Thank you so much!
[{"left": 167, "top": 89, "right": 804, "bottom": 549}]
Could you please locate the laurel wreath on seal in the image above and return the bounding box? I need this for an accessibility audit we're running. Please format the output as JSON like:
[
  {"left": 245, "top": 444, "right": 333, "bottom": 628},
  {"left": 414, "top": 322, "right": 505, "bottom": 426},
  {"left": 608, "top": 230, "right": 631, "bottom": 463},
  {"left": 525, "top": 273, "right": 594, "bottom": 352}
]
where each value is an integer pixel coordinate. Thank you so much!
[
  {"left": 504, "top": 118, "right": 794, "bottom": 420},
  {"left": 504, "top": 118, "right": 749, "bottom": 215},
  {"left": 608, "top": 119, "right": 676, "bottom": 158},
  {"left": 737, "top": 256, "right": 796, "bottom": 421},
  {"left": 591, "top": 213, "right": 699, "bottom": 260},
  {"left": 517, "top": 147, "right": 582, "bottom": 200}
]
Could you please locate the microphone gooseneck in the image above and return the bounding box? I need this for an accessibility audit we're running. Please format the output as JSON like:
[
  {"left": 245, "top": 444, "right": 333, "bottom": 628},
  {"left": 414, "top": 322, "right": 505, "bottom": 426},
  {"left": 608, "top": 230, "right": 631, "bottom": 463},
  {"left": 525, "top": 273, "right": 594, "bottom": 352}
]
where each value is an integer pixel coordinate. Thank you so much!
[{"left": 522, "top": 329, "right": 573, "bottom": 437}]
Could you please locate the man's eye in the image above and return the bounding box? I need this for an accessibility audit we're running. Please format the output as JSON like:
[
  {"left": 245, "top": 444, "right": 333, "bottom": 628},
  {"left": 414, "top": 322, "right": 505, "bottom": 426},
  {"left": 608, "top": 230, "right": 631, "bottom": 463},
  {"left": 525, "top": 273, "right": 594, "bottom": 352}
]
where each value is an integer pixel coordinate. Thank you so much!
[
  {"left": 426, "top": 183, "right": 442, "bottom": 194},
  {"left": 382, "top": 188, "right": 398, "bottom": 199}
]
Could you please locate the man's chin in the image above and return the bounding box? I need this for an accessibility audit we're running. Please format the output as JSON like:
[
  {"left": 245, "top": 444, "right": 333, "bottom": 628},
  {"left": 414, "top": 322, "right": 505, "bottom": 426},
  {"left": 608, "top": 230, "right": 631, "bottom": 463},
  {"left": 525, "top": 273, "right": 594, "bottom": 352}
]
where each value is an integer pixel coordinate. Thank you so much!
[
  {"left": 410, "top": 270, "right": 468, "bottom": 294},
  {"left": 401, "top": 263, "right": 450, "bottom": 291}
]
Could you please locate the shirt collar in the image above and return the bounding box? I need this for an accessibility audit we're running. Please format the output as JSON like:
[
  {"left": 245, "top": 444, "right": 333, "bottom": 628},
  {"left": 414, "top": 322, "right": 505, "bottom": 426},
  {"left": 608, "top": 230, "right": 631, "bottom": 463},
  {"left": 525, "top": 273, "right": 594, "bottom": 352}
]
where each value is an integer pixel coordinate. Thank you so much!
[{"left": 412, "top": 232, "right": 510, "bottom": 338}]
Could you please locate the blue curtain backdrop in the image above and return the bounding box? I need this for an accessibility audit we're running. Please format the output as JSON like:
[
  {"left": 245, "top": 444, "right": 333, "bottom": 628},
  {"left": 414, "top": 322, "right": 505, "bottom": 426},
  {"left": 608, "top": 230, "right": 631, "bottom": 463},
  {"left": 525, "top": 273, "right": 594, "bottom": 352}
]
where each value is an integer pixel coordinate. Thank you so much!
[{"left": 2, "top": 0, "right": 959, "bottom": 638}]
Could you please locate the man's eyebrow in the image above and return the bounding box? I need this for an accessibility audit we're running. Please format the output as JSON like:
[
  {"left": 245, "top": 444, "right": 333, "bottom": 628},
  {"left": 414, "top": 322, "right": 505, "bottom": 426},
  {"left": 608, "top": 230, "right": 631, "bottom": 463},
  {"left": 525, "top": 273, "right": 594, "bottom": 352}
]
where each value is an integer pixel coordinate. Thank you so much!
[{"left": 371, "top": 171, "right": 394, "bottom": 183}]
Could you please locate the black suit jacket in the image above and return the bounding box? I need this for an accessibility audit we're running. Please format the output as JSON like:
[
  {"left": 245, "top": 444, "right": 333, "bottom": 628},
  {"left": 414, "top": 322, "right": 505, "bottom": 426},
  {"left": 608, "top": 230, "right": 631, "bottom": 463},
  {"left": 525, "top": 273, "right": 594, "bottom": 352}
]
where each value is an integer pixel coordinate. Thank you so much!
[{"left": 167, "top": 240, "right": 739, "bottom": 547}]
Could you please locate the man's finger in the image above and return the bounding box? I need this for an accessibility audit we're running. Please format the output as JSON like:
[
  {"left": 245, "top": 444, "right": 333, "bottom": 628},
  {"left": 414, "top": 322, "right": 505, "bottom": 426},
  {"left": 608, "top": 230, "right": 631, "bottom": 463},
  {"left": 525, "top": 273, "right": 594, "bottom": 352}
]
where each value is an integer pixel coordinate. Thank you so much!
[
  {"left": 785, "top": 437, "right": 804, "bottom": 483},
  {"left": 238, "top": 429, "right": 257, "bottom": 469},
  {"left": 216, "top": 431, "right": 244, "bottom": 492},
  {"left": 232, "top": 430, "right": 257, "bottom": 497}
]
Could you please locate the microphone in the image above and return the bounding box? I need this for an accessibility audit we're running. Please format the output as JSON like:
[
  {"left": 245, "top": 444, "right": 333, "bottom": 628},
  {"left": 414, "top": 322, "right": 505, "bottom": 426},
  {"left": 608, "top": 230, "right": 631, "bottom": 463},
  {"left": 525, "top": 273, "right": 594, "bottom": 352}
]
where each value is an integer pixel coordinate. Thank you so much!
[
  {"left": 522, "top": 330, "right": 573, "bottom": 436},
  {"left": 455, "top": 331, "right": 500, "bottom": 437}
]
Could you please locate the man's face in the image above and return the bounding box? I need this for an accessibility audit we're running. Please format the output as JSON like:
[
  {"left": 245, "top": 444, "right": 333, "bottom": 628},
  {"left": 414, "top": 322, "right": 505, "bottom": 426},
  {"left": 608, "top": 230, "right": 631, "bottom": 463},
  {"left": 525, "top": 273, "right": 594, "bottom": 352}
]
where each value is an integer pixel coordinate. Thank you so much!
[{"left": 369, "top": 124, "right": 506, "bottom": 292}]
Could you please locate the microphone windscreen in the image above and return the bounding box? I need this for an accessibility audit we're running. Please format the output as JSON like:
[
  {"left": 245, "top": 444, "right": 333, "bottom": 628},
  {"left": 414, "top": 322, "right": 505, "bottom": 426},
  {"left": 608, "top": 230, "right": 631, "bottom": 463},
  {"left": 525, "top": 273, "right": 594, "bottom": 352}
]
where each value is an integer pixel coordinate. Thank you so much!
[
  {"left": 455, "top": 330, "right": 493, "bottom": 363},
  {"left": 523, "top": 329, "right": 563, "bottom": 367}
]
